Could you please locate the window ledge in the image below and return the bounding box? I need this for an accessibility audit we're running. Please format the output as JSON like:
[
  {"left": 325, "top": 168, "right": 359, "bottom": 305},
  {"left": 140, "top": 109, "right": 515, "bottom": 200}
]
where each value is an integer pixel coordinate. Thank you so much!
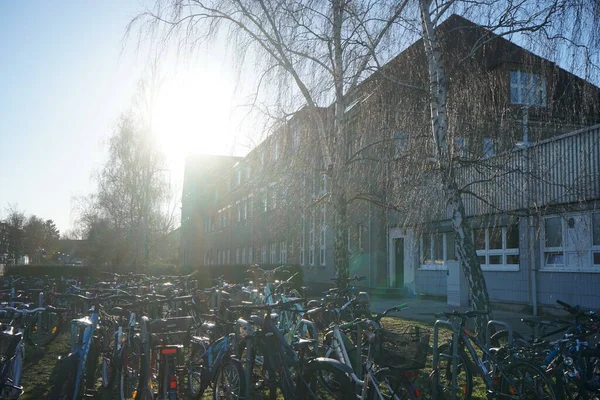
[
  {"left": 540, "top": 267, "right": 600, "bottom": 273},
  {"left": 481, "top": 265, "right": 520, "bottom": 272},
  {"left": 419, "top": 264, "right": 447, "bottom": 271}
]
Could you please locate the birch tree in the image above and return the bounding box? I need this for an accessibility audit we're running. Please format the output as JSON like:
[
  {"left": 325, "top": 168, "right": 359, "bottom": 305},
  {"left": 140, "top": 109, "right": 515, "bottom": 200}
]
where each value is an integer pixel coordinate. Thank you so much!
[{"left": 130, "top": 0, "right": 411, "bottom": 287}]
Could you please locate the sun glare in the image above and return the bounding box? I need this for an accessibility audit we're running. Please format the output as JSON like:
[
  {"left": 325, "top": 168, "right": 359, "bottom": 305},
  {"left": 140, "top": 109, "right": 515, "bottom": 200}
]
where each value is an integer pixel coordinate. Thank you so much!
[{"left": 152, "top": 69, "right": 237, "bottom": 173}]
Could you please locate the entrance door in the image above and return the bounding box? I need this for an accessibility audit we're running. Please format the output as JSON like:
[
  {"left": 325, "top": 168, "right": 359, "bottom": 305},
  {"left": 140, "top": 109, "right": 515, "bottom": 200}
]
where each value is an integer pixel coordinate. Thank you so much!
[{"left": 394, "top": 238, "right": 405, "bottom": 288}]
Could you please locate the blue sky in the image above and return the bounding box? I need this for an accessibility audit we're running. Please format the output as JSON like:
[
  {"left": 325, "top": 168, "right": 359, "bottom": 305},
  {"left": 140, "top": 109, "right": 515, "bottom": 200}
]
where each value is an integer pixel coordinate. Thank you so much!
[{"left": 0, "top": 2, "right": 246, "bottom": 235}]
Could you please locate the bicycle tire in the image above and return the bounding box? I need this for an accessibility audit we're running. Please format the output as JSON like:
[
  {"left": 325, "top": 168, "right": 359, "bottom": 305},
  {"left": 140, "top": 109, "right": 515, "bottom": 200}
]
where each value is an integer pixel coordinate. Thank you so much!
[
  {"left": 429, "top": 343, "right": 473, "bottom": 400},
  {"left": 47, "top": 355, "right": 77, "bottom": 400},
  {"left": 6, "top": 344, "right": 24, "bottom": 400},
  {"left": 212, "top": 358, "right": 247, "bottom": 400},
  {"left": 119, "top": 337, "right": 142, "bottom": 400},
  {"left": 28, "top": 310, "right": 62, "bottom": 347},
  {"left": 301, "top": 360, "right": 356, "bottom": 399},
  {"left": 500, "top": 360, "right": 558, "bottom": 399},
  {"left": 489, "top": 329, "right": 525, "bottom": 348},
  {"left": 188, "top": 342, "right": 207, "bottom": 399},
  {"left": 371, "top": 368, "right": 420, "bottom": 400}
]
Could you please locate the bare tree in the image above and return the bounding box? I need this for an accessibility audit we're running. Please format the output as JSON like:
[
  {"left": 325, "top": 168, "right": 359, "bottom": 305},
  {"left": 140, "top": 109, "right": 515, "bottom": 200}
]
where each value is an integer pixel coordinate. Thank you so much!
[{"left": 130, "top": 0, "right": 414, "bottom": 287}]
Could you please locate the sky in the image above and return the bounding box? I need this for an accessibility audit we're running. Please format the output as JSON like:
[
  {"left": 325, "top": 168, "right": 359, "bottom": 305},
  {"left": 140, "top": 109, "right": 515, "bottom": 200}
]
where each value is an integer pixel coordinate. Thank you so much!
[{"left": 0, "top": 1, "right": 249, "bottom": 235}]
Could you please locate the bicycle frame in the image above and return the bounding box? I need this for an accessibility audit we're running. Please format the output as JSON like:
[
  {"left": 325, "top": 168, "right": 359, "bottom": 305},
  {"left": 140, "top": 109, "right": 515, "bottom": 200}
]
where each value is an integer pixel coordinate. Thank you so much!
[{"left": 70, "top": 305, "right": 100, "bottom": 400}]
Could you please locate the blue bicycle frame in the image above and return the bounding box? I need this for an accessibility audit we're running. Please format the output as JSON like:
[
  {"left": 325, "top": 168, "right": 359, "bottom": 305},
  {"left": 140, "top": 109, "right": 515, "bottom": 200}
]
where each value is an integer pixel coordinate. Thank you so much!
[{"left": 70, "top": 305, "right": 100, "bottom": 400}]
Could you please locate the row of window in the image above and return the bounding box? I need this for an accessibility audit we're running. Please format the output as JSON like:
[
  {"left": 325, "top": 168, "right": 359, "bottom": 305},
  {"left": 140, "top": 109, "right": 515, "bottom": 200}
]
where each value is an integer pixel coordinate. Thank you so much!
[
  {"left": 203, "top": 241, "right": 288, "bottom": 266},
  {"left": 420, "top": 212, "right": 600, "bottom": 272}
]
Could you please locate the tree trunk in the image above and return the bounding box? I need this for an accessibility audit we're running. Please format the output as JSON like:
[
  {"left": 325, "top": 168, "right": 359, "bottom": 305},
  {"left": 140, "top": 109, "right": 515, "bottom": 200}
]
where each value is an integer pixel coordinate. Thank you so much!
[{"left": 419, "top": 0, "right": 493, "bottom": 333}]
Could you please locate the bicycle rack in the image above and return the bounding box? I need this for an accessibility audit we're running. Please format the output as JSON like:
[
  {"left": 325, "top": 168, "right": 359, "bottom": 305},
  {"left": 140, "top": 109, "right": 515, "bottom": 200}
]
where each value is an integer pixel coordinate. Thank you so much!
[
  {"left": 486, "top": 320, "right": 513, "bottom": 347},
  {"left": 432, "top": 319, "right": 461, "bottom": 400}
]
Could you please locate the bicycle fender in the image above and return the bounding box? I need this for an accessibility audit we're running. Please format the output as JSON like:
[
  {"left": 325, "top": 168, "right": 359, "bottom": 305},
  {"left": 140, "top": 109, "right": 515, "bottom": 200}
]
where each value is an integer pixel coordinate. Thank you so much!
[{"left": 306, "top": 357, "right": 354, "bottom": 376}]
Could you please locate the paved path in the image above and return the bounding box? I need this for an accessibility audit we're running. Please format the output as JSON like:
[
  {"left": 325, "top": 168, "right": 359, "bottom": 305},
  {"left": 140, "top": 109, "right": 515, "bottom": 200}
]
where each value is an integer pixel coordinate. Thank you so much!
[{"left": 369, "top": 297, "right": 539, "bottom": 338}]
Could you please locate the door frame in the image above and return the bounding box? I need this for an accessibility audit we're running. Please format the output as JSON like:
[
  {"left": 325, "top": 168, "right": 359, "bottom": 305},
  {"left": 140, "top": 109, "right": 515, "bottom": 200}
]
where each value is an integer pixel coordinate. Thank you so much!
[{"left": 388, "top": 228, "right": 414, "bottom": 288}]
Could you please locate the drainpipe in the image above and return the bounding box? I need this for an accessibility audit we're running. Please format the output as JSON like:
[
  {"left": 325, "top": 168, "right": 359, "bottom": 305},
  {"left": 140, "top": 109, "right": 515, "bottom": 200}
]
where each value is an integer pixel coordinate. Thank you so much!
[
  {"left": 523, "top": 107, "right": 538, "bottom": 316},
  {"left": 368, "top": 200, "right": 373, "bottom": 289}
]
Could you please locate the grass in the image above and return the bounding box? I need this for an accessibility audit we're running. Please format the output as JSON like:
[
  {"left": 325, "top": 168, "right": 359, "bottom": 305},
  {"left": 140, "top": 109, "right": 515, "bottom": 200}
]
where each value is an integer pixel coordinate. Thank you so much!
[{"left": 18, "top": 316, "right": 491, "bottom": 399}]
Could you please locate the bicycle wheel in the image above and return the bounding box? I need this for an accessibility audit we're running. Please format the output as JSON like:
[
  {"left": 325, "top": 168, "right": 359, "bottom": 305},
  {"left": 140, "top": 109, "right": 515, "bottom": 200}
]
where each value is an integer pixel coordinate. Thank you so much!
[
  {"left": 372, "top": 368, "right": 419, "bottom": 400},
  {"left": 6, "top": 344, "right": 24, "bottom": 399},
  {"left": 489, "top": 329, "right": 525, "bottom": 348},
  {"left": 301, "top": 360, "right": 356, "bottom": 399},
  {"left": 119, "top": 338, "right": 142, "bottom": 400},
  {"left": 500, "top": 360, "right": 558, "bottom": 399},
  {"left": 47, "top": 355, "right": 77, "bottom": 400},
  {"left": 29, "top": 310, "right": 62, "bottom": 347},
  {"left": 429, "top": 343, "right": 473, "bottom": 400},
  {"left": 212, "top": 358, "right": 246, "bottom": 400},
  {"left": 188, "top": 342, "right": 207, "bottom": 399}
]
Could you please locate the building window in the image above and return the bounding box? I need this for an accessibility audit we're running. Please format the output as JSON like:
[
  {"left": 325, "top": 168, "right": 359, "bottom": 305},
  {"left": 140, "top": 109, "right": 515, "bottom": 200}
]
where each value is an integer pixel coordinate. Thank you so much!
[
  {"left": 242, "top": 197, "right": 248, "bottom": 220},
  {"left": 357, "top": 223, "right": 364, "bottom": 252},
  {"left": 319, "top": 207, "right": 327, "bottom": 266},
  {"left": 248, "top": 247, "right": 253, "bottom": 263},
  {"left": 261, "top": 244, "right": 267, "bottom": 264},
  {"left": 300, "top": 214, "right": 306, "bottom": 266},
  {"left": 291, "top": 123, "right": 300, "bottom": 151},
  {"left": 472, "top": 224, "right": 520, "bottom": 271},
  {"left": 269, "top": 184, "right": 277, "bottom": 210},
  {"left": 309, "top": 212, "right": 315, "bottom": 266},
  {"left": 420, "top": 232, "right": 457, "bottom": 270},
  {"left": 270, "top": 243, "right": 277, "bottom": 264},
  {"left": 394, "top": 131, "right": 407, "bottom": 155},
  {"left": 542, "top": 213, "right": 600, "bottom": 271},
  {"left": 235, "top": 248, "right": 240, "bottom": 264},
  {"left": 510, "top": 71, "right": 546, "bottom": 106},
  {"left": 280, "top": 241, "right": 287, "bottom": 264},
  {"left": 274, "top": 140, "right": 279, "bottom": 161},
  {"left": 261, "top": 189, "right": 268, "bottom": 213},
  {"left": 454, "top": 137, "right": 468, "bottom": 159},
  {"left": 319, "top": 174, "right": 328, "bottom": 195},
  {"left": 242, "top": 247, "right": 247, "bottom": 264},
  {"left": 248, "top": 195, "right": 254, "bottom": 218},
  {"left": 226, "top": 249, "right": 230, "bottom": 264},
  {"left": 236, "top": 168, "right": 242, "bottom": 186},
  {"left": 236, "top": 201, "right": 241, "bottom": 222},
  {"left": 482, "top": 138, "right": 496, "bottom": 158}
]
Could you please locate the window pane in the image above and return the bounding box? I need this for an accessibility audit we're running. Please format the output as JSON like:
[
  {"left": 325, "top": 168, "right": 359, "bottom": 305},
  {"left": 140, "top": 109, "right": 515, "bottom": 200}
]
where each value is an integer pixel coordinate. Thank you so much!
[
  {"left": 446, "top": 233, "right": 456, "bottom": 261},
  {"left": 478, "top": 255, "right": 486, "bottom": 265},
  {"left": 545, "top": 252, "right": 564, "bottom": 265},
  {"left": 489, "top": 255, "right": 502, "bottom": 265},
  {"left": 594, "top": 252, "right": 600, "bottom": 265},
  {"left": 506, "top": 225, "right": 519, "bottom": 249},
  {"left": 507, "top": 254, "right": 520, "bottom": 265},
  {"left": 489, "top": 228, "right": 502, "bottom": 250},
  {"left": 433, "top": 234, "right": 443, "bottom": 264},
  {"left": 545, "top": 217, "right": 562, "bottom": 248},
  {"left": 422, "top": 235, "right": 431, "bottom": 264},
  {"left": 593, "top": 213, "right": 600, "bottom": 246},
  {"left": 474, "top": 229, "right": 486, "bottom": 250}
]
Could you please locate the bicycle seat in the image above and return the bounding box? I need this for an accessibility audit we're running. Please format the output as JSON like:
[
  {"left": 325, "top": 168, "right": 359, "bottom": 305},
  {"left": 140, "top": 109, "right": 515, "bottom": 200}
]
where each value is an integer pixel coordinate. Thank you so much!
[
  {"left": 71, "top": 317, "right": 92, "bottom": 328},
  {"left": 292, "top": 338, "right": 317, "bottom": 351},
  {"left": 201, "top": 321, "right": 215, "bottom": 332}
]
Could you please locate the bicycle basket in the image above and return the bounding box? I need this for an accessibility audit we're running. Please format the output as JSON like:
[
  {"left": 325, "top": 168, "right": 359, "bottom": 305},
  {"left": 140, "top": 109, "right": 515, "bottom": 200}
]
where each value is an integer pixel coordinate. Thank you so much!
[
  {"left": 373, "top": 325, "right": 430, "bottom": 370},
  {"left": 150, "top": 316, "right": 193, "bottom": 346},
  {"left": 0, "top": 329, "right": 21, "bottom": 361}
]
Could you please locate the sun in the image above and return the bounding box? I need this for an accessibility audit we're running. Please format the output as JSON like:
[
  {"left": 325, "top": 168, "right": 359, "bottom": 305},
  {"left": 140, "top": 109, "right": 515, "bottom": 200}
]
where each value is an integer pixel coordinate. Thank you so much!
[{"left": 152, "top": 69, "right": 237, "bottom": 173}]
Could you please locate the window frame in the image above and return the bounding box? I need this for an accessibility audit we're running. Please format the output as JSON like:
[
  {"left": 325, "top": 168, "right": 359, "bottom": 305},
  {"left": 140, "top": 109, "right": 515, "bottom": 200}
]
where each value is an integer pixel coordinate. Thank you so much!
[
  {"left": 510, "top": 70, "right": 547, "bottom": 107},
  {"left": 474, "top": 225, "right": 520, "bottom": 272},
  {"left": 541, "top": 213, "right": 600, "bottom": 272}
]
